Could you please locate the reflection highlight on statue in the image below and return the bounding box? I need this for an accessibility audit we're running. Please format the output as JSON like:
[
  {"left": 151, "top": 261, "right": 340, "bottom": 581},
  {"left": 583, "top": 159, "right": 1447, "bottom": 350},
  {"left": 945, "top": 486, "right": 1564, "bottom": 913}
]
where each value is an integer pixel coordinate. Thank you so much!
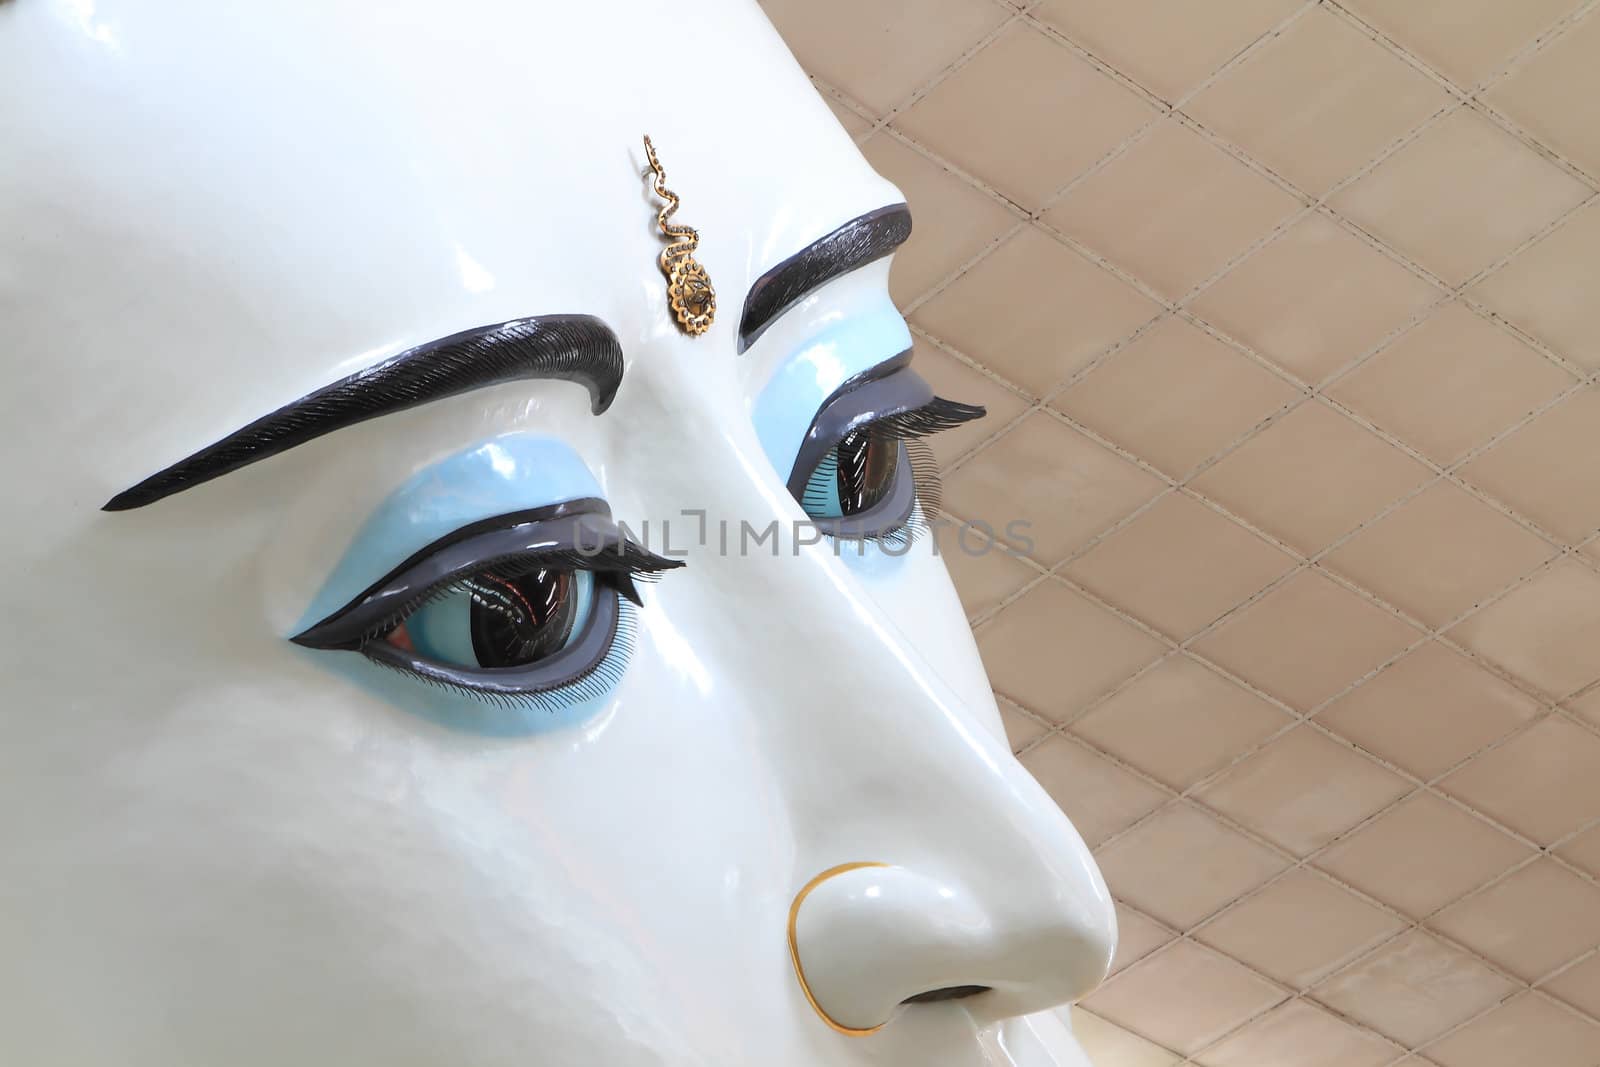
[{"left": 0, "top": 2, "right": 1115, "bottom": 1065}]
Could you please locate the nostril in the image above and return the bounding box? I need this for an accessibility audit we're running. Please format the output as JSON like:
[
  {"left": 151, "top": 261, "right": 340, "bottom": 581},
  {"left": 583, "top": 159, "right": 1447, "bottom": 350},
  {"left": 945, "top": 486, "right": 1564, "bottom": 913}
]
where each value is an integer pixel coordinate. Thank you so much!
[
  {"left": 901, "top": 985, "right": 990, "bottom": 1005},
  {"left": 792, "top": 862, "right": 1114, "bottom": 1032}
]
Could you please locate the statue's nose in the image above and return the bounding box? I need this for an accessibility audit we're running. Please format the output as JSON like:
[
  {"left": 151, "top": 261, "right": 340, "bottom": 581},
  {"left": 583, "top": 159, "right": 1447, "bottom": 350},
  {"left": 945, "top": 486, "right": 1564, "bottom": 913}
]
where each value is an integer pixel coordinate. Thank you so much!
[
  {"left": 788, "top": 855, "right": 1115, "bottom": 1034},
  {"left": 691, "top": 501, "right": 1119, "bottom": 1036}
]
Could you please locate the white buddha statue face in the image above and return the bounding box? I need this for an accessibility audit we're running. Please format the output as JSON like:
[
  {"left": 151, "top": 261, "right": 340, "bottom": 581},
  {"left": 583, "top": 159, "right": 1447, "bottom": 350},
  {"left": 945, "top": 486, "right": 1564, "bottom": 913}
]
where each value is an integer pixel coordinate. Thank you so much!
[{"left": 0, "top": 1, "right": 1115, "bottom": 1063}]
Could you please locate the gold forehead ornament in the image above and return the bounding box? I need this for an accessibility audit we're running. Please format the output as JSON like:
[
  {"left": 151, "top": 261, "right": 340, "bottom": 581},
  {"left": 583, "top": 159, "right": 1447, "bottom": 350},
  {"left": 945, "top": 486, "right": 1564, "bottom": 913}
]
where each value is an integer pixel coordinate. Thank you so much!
[{"left": 643, "top": 135, "right": 715, "bottom": 337}]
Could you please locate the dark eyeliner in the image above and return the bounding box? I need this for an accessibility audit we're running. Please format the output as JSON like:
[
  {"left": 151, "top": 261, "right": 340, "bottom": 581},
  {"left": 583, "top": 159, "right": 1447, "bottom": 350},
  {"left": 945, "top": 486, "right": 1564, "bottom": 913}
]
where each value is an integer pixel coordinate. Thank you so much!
[
  {"left": 786, "top": 360, "right": 985, "bottom": 546},
  {"left": 785, "top": 365, "right": 984, "bottom": 500},
  {"left": 292, "top": 500, "right": 681, "bottom": 651}
]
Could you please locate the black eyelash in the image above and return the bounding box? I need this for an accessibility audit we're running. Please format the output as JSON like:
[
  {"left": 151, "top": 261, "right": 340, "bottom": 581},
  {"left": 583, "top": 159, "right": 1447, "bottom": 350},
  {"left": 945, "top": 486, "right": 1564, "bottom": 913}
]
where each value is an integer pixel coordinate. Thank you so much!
[
  {"left": 812, "top": 397, "right": 979, "bottom": 549},
  {"left": 365, "top": 598, "right": 641, "bottom": 712},
  {"left": 354, "top": 544, "right": 676, "bottom": 646},
  {"left": 859, "top": 396, "right": 986, "bottom": 441},
  {"left": 857, "top": 438, "right": 941, "bottom": 552},
  {"left": 906, "top": 437, "right": 943, "bottom": 524},
  {"left": 801, "top": 450, "right": 841, "bottom": 515}
]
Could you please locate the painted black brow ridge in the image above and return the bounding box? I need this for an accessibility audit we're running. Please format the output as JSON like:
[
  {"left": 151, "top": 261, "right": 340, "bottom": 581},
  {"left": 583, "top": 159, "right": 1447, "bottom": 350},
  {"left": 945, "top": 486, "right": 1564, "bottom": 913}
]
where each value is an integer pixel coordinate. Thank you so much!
[
  {"left": 737, "top": 203, "right": 913, "bottom": 354},
  {"left": 103, "top": 314, "right": 624, "bottom": 512}
]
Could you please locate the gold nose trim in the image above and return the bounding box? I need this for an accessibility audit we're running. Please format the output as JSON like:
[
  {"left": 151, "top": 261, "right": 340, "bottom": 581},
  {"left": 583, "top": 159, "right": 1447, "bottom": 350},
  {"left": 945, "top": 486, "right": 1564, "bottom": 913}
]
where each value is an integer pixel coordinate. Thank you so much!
[{"left": 787, "top": 861, "right": 891, "bottom": 1037}]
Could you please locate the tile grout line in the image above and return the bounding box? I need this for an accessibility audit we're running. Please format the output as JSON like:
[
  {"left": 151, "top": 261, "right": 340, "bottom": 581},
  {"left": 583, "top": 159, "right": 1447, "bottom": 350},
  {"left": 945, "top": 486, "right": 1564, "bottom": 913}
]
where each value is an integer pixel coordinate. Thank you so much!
[
  {"left": 772, "top": 0, "right": 1600, "bottom": 1055},
  {"left": 966, "top": 327, "right": 1600, "bottom": 721},
  {"left": 889, "top": 1, "right": 1328, "bottom": 322},
  {"left": 897, "top": 0, "right": 1598, "bottom": 452},
  {"left": 1069, "top": 711, "right": 1600, "bottom": 1062},
  {"left": 1067, "top": 720, "right": 1600, "bottom": 1061},
  {"left": 923, "top": 2, "right": 1600, "bottom": 1052}
]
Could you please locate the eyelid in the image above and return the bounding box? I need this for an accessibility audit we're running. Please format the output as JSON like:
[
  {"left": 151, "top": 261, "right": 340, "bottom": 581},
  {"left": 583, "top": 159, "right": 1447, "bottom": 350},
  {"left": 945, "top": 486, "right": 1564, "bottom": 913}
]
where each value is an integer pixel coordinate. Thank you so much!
[
  {"left": 291, "top": 500, "right": 681, "bottom": 650},
  {"left": 750, "top": 298, "right": 913, "bottom": 478},
  {"left": 785, "top": 366, "right": 983, "bottom": 497}
]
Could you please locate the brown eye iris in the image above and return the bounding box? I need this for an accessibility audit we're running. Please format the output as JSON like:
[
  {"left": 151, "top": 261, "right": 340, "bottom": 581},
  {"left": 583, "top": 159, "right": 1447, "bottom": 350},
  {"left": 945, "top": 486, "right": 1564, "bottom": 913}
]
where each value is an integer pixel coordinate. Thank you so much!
[
  {"left": 464, "top": 568, "right": 578, "bottom": 668},
  {"left": 835, "top": 430, "right": 898, "bottom": 516}
]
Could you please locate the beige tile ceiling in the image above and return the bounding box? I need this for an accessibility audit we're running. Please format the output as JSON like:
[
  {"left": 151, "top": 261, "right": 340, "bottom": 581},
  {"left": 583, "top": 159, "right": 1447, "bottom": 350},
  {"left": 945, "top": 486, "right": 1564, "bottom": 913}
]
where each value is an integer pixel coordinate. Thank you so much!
[{"left": 759, "top": 0, "right": 1600, "bottom": 1063}]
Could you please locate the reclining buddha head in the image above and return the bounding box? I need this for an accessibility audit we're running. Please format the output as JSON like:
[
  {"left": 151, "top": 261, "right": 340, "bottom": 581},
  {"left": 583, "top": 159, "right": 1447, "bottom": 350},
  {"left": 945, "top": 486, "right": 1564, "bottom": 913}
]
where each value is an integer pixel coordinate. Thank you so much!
[{"left": 0, "top": 1, "right": 1116, "bottom": 1063}]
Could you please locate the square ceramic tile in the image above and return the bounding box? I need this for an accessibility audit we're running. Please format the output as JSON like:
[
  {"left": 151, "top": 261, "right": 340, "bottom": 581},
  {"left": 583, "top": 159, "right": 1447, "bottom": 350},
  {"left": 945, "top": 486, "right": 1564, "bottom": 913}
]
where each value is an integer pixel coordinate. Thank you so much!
[
  {"left": 1184, "top": 5, "right": 1450, "bottom": 196},
  {"left": 1541, "top": 950, "right": 1600, "bottom": 1018},
  {"left": 1195, "top": 999, "right": 1399, "bottom": 1067},
  {"left": 1195, "top": 869, "right": 1405, "bottom": 989},
  {"left": 1430, "top": 858, "right": 1600, "bottom": 981},
  {"left": 933, "top": 517, "right": 1037, "bottom": 618},
  {"left": 1111, "top": 902, "right": 1176, "bottom": 977},
  {"left": 909, "top": 337, "right": 1032, "bottom": 466},
  {"left": 1327, "top": 302, "right": 1577, "bottom": 466},
  {"left": 1094, "top": 802, "right": 1289, "bottom": 930},
  {"left": 977, "top": 579, "right": 1167, "bottom": 721},
  {"left": 1324, "top": 481, "right": 1557, "bottom": 628},
  {"left": 1082, "top": 941, "right": 1286, "bottom": 1055},
  {"left": 759, "top": 0, "right": 1011, "bottom": 114},
  {"left": 998, "top": 696, "right": 1050, "bottom": 752},
  {"left": 1317, "top": 642, "right": 1543, "bottom": 780},
  {"left": 1030, "top": 0, "right": 1303, "bottom": 104},
  {"left": 860, "top": 134, "right": 1021, "bottom": 307},
  {"left": 1312, "top": 930, "right": 1519, "bottom": 1048},
  {"left": 1019, "top": 733, "right": 1169, "bottom": 846},
  {"left": 1191, "top": 402, "right": 1434, "bottom": 556},
  {"left": 913, "top": 226, "right": 1163, "bottom": 394},
  {"left": 1440, "top": 714, "right": 1600, "bottom": 844},
  {"left": 759, "top": 7, "right": 1600, "bottom": 1058},
  {"left": 1424, "top": 993, "right": 1600, "bottom": 1067},
  {"left": 1063, "top": 492, "right": 1296, "bottom": 639},
  {"left": 944, "top": 412, "right": 1166, "bottom": 564},
  {"left": 1070, "top": 1008, "right": 1182, "bottom": 1067},
  {"left": 1196, "top": 725, "right": 1413, "bottom": 856},
  {"left": 1471, "top": 203, "right": 1600, "bottom": 371},
  {"left": 1557, "top": 821, "right": 1600, "bottom": 877},
  {"left": 1051, "top": 315, "right": 1300, "bottom": 478},
  {"left": 1044, "top": 120, "right": 1303, "bottom": 300},
  {"left": 1332, "top": 108, "right": 1591, "bottom": 285},
  {"left": 1487, "top": 11, "right": 1600, "bottom": 178},
  {"left": 1461, "top": 388, "right": 1600, "bottom": 544},
  {"left": 1190, "top": 213, "right": 1443, "bottom": 384},
  {"left": 1070, "top": 655, "right": 1292, "bottom": 791},
  {"left": 1448, "top": 560, "right": 1600, "bottom": 698},
  {"left": 893, "top": 22, "right": 1159, "bottom": 209},
  {"left": 1340, "top": 0, "right": 1581, "bottom": 88},
  {"left": 1190, "top": 570, "right": 1422, "bottom": 711},
  {"left": 1315, "top": 792, "right": 1534, "bottom": 918}
]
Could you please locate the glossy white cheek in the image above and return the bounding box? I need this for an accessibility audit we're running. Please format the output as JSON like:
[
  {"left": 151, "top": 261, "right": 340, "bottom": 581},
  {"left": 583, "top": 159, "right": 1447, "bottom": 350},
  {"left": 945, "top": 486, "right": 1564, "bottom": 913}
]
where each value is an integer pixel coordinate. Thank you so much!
[{"left": 0, "top": 0, "right": 1113, "bottom": 1063}]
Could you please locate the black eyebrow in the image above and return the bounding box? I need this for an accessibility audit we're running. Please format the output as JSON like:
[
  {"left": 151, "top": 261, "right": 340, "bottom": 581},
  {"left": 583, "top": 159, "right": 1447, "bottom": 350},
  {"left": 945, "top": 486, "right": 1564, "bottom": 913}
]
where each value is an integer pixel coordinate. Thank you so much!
[
  {"left": 737, "top": 203, "right": 912, "bottom": 353},
  {"left": 104, "top": 314, "right": 623, "bottom": 512}
]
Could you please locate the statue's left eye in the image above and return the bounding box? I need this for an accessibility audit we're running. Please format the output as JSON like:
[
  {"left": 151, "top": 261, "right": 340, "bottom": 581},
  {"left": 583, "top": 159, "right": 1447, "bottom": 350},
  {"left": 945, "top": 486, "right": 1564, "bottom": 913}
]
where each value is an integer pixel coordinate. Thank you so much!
[
  {"left": 385, "top": 567, "right": 592, "bottom": 670},
  {"left": 787, "top": 375, "right": 986, "bottom": 545}
]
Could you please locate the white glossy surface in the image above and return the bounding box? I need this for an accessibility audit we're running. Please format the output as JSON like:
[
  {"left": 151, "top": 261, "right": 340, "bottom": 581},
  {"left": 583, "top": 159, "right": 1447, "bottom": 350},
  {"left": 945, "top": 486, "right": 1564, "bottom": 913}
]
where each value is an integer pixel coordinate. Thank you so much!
[{"left": 0, "top": 2, "right": 1116, "bottom": 1064}]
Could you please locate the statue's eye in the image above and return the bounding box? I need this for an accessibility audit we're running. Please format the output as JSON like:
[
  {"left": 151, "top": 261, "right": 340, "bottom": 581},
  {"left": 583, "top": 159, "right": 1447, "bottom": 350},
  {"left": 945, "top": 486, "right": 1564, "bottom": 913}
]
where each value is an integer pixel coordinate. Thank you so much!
[
  {"left": 802, "top": 431, "right": 901, "bottom": 520},
  {"left": 293, "top": 504, "right": 682, "bottom": 708},
  {"left": 787, "top": 365, "right": 986, "bottom": 547},
  {"left": 385, "top": 567, "right": 591, "bottom": 670}
]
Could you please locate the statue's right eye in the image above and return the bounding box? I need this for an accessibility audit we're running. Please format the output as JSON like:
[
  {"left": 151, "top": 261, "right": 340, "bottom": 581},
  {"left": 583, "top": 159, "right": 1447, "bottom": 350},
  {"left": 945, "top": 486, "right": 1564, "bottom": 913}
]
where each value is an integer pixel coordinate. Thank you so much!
[
  {"left": 383, "top": 566, "right": 591, "bottom": 670},
  {"left": 292, "top": 504, "right": 681, "bottom": 708}
]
